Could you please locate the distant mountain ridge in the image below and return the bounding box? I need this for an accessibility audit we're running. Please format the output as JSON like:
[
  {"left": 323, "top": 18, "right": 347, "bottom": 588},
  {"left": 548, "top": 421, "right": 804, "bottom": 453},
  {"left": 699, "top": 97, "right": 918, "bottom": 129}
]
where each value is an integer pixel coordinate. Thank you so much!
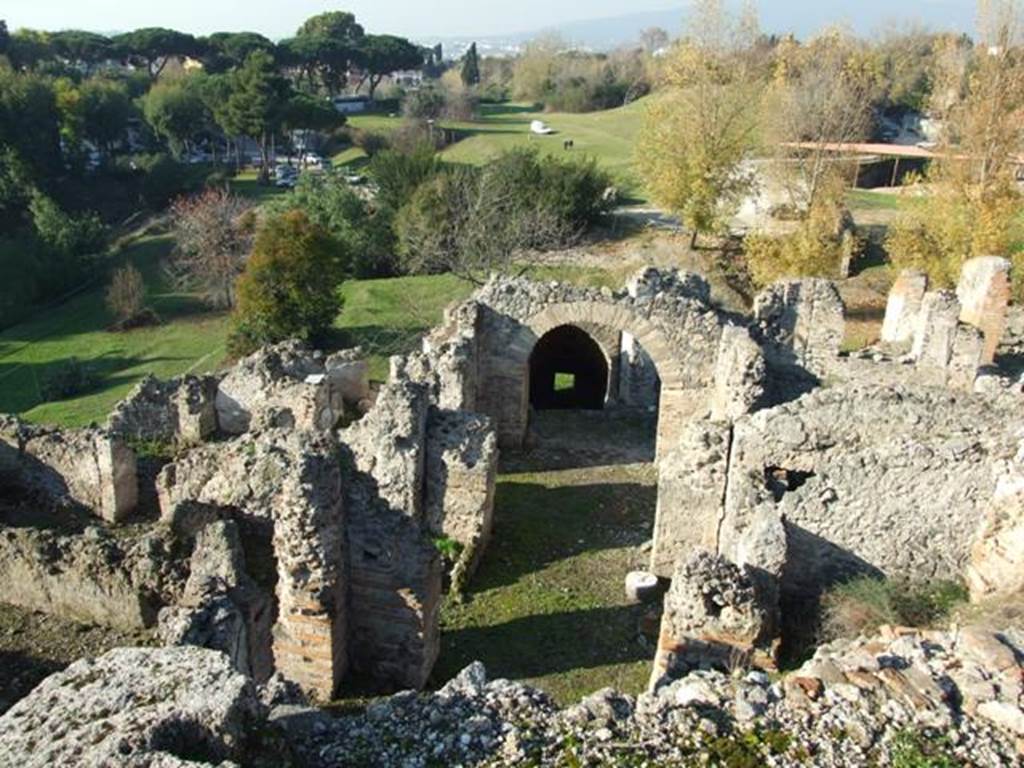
[{"left": 425, "top": 2, "right": 976, "bottom": 56}]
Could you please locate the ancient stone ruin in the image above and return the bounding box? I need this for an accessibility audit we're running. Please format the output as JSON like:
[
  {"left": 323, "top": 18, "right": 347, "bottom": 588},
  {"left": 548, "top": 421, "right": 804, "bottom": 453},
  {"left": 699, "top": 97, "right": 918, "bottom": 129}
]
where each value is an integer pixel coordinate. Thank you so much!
[{"left": 0, "top": 265, "right": 1021, "bottom": 765}]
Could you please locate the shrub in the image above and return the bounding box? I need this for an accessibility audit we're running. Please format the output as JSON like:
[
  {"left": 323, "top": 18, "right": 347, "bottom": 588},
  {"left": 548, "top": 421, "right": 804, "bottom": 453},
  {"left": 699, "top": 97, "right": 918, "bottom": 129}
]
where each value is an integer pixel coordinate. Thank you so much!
[
  {"left": 267, "top": 173, "right": 397, "bottom": 278},
  {"left": 368, "top": 144, "right": 442, "bottom": 212},
  {"left": 821, "top": 576, "right": 968, "bottom": 641},
  {"left": 29, "top": 193, "right": 106, "bottom": 259},
  {"left": 743, "top": 198, "right": 856, "bottom": 288},
  {"left": 402, "top": 85, "right": 446, "bottom": 120},
  {"left": 105, "top": 264, "right": 146, "bottom": 324},
  {"left": 350, "top": 128, "right": 390, "bottom": 157},
  {"left": 41, "top": 358, "right": 99, "bottom": 401},
  {"left": 228, "top": 211, "right": 342, "bottom": 356}
]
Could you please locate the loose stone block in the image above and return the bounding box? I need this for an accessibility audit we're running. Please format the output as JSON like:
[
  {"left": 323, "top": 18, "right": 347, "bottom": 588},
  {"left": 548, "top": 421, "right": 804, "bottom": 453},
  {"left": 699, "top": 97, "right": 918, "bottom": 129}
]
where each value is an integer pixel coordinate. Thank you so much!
[
  {"left": 881, "top": 269, "right": 928, "bottom": 345},
  {"left": 957, "top": 256, "right": 1011, "bottom": 364}
]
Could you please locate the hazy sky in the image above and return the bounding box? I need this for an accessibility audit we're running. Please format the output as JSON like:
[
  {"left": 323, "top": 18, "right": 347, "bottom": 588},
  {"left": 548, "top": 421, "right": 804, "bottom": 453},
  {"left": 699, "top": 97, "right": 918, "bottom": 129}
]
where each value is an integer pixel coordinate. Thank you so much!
[{"left": 2, "top": 0, "right": 687, "bottom": 39}]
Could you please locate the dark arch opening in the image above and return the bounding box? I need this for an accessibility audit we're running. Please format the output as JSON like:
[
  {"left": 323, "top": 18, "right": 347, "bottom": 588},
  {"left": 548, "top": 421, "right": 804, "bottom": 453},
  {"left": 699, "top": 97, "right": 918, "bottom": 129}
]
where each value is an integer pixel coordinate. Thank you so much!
[{"left": 529, "top": 324, "right": 609, "bottom": 410}]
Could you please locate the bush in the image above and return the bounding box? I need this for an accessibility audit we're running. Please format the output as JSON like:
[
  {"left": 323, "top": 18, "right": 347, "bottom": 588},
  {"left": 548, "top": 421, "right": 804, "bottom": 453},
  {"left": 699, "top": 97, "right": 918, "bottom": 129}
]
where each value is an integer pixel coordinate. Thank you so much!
[
  {"left": 743, "top": 198, "right": 856, "bottom": 287},
  {"left": 228, "top": 211, "right": 342, "bottom": 357},
  {"left": 105, "top": 264, "right": 146, "bottom": 324},
  {"left": 368, "top": 144, "right": 443, "bottom": 212},
  {"left": 30, "top": 193, "right": 106, "bottom": 260},
  {"left": 350, "top": 128, "right": 390, "bottom": 157},
  {"left": 821, "top": 576, "right": 968, "bottom": 641},
  {"left": 41, "top": 358, "right": 99, "bottom": 401},
  {"left": 402, "top": 86, "right": 446, "bottom": 120},
  {"left": 267, "top": 173, "right": 397, "bottom": 278}
]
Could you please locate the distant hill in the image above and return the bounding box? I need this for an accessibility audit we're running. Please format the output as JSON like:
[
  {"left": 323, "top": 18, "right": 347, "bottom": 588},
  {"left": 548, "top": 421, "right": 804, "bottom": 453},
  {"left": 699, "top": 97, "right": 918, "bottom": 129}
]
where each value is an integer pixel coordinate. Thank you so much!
[{"left": 427, "top": 1, "right": 976, "bottom": 57}]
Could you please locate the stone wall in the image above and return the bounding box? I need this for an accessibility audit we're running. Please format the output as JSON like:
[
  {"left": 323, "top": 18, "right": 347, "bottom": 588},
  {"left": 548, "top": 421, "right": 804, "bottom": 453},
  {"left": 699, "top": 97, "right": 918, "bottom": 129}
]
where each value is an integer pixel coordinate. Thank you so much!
[
  {"left": 721, "top": 386, "right": 1019, "bottom": 600},
  {"left": 107, "top": 374, "right": 218, "bottom": 445},
  {"left": 425, "top": 408, "right": 499, "bottom": 588},
  {"left": 0, "top": 416, "right": 137, "bottom": 523},
  {"left": 435, "top": 270, "right": 732, "bottom": 460},
  {"left": 340, "top": 376, "right": 442, "bottom": 690},
  {"left": 0, "top": 524, "right": 179, "bottom": 630},
  {"left": 157, "top": 430, "right": 348, "bottom": 700}
]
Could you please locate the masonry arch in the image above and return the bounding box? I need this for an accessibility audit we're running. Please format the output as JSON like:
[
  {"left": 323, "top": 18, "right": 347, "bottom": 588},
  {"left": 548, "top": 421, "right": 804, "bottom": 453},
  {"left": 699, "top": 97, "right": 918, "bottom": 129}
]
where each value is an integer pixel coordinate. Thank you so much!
[{"left": 529, "top": 324, "right": 610, "bottom": 410}]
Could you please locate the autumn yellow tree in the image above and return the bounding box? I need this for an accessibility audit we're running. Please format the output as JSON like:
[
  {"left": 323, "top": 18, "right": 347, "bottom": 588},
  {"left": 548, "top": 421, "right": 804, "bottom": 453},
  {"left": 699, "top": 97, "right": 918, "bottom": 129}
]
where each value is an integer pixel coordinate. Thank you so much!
[
  {"left": 636, "top": 0, "right": 764, "bottom": 247},
  {"left": 888, "top": 0, "right": 1024, "bottom": 297}
]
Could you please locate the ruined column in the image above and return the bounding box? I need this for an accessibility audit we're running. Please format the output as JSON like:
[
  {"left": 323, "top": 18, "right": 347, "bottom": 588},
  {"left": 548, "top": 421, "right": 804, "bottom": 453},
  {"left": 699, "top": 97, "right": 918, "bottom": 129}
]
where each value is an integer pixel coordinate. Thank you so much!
[
  {"left": 651, "top": 422, "right": 731, "bottom": 578},
  {"left": 881, "top": 269, "right": 928, "bottom": 345},
  {"left": 956, "top": 256, "right": 1011, "bottom": 364},
  {"left": 710, "top": 325, "right": 766, "bottom": 422},
  {"left": 948, "top": 324, "right": 985, "bottom": 391},
  {"left": 753, "top": 279, "right": 845, "bottom": 378},
  {"left": 911, "top": 290, "right": 960, "bottom": 368}
]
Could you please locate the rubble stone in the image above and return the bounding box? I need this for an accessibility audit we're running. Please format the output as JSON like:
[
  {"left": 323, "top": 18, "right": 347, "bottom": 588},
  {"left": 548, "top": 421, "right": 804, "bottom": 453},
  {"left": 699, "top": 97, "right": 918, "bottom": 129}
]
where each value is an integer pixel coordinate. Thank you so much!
[
  {"left": 0, "top": 646, "right": 265, "bottom": 768},
  {"left": 107, "top": 374, "right": 219, "bottom": 445}
]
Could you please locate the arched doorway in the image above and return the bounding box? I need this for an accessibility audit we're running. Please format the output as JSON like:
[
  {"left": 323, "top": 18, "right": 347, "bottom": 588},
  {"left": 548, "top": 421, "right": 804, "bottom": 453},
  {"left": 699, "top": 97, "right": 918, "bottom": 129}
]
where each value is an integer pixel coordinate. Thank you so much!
[{"left": 529, "top": 325, "right": 609, "bottom": 410}]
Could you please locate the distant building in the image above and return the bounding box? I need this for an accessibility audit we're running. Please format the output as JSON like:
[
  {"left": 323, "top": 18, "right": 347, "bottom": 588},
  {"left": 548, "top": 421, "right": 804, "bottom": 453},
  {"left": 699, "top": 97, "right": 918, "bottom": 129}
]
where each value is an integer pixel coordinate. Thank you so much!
[{"left": 332, "top": 95, "right": 371, "bottom": 114}]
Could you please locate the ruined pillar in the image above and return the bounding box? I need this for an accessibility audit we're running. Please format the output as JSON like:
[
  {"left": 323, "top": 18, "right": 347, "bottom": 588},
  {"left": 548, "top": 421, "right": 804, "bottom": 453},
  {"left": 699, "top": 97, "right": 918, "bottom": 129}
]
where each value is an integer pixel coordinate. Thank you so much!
[
  {"left": 753, "top": 279, "right": 845, "bottom": 378},
  {"left": 948, "top": 324, "right": 985, "bottom": 391},
  {"left": 881, "top": 269, "right": 928, "bottom": 345},
  {"left": 956, "top": 256, "right": 1011, "bottom": 364},
  {"left": 651, "top": 422, "right": 731, "bottom": 578},
  {"left": 710, "top": 325, "right": 766, "bottom": 422},
  {"left": 911, "top": 290, "right": 960, "bottom": 369}
]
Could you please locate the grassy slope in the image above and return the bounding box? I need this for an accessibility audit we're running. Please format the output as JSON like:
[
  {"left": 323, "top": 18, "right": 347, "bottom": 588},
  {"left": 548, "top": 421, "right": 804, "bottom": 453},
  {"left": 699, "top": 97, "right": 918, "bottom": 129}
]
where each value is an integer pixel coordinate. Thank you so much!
[
  {"left": 0, "top": 234, "right": 230, "bottom": 427},
  {"left": 339, "top": 100, "right": 648, "bottom": 200}
]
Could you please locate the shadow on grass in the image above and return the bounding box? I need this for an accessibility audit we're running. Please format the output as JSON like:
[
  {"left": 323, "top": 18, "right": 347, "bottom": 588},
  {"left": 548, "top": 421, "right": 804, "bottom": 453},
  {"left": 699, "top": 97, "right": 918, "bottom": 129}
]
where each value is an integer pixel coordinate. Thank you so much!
[
  {"left": 474, "top": 478, "right": 655, "bottom": 591},
  {"left": 331, "top": 324, "right": 429, "bottom": 361},
  {"left": 433, "top": 603, "right": 649, "bottom": 686},
  {"left": 0, "top": 353, "right": 188, "bottom": 415}
]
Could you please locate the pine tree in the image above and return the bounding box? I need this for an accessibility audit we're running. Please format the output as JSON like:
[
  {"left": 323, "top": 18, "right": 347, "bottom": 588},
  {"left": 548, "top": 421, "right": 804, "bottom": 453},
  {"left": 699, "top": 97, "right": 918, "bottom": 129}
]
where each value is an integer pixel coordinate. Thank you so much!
[{"left": 461, "top": 42, "right": 481, "bottom": 87}]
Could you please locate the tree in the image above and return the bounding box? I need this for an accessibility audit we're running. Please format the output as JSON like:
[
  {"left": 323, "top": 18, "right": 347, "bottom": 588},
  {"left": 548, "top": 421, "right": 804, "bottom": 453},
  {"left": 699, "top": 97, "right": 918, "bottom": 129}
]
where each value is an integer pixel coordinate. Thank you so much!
[
  {"left": 229, "top": 211, "right": 342, "bottom": 355},
  {"left": 201, "top": 32, "right": 276, "bottom": 73},
  {"left": 764, "top": 30, "right": 878, "bottom": 212},
  {"left": 222, "top": 50, "right": 291, "bottom": 181},
  {"left": 640, "top": 27, "right": 670, "bottom": 53},
  {"left": 293, "top": 11, "right": 365, "bottom": 96},
  {"left": 49, "top": 30, "right": 113, "bottom": 72},
  {"left": 7, "top": 29, "right": 52, "bottom": 71},
  {"left": 0, "top": 21, "right": 9, "bottom": 57},
  {"left": 369, "top": 144, "right": 443, "bottom": 212},
  {"left": 76, "top": 77, "right": 135, "bottom": 156},
  {"left": 168, "top": 189, "right": 254, "bottom": 309},
  {"left": 105, "top": 264, "right": 146, "bottom": 324},
  {"left": 888, "top": 0, "right": 1024, "bottom": 298},
  {"left": 0, "top": 68, "right": 62, "bottom": 180},
  {"left": 143, "top": 77, "right": 210, "bottom": 157},
  {"left": 512, "top": 34, "right": 565, "bottom": 102},
  {"left": 358, "top": 34, "right": 423, "bottom": 99},
  {"left": 113, "top": 27, "right": 200, "bottom": 79},
  {"left": 637, "top": 0, "right": 764, "bottom": 246},
  {"left": 267, "top": 173, "right": 396, "bottom": 277},
  {"left": 394, "top": 164, "right": 571, "bottom": 284},
  {"left": 461, "top": 42, "right": 481, "bottom": 87}
]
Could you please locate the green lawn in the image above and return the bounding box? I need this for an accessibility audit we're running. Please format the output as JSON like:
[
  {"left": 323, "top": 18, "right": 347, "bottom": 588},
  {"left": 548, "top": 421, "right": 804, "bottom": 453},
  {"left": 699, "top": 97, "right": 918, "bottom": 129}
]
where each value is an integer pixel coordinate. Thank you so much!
[
  {"left": 433, "top": 461, "right": 657, "bottom": 705},
  {"left": 0, "top": 234, "right": 230, "bottom": 427},
  {"left": 846, "top": 188, "right": 915, "bottom": 213},
  {"left": 340, "top": 100, "right": 649, "bottom": 201}
]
